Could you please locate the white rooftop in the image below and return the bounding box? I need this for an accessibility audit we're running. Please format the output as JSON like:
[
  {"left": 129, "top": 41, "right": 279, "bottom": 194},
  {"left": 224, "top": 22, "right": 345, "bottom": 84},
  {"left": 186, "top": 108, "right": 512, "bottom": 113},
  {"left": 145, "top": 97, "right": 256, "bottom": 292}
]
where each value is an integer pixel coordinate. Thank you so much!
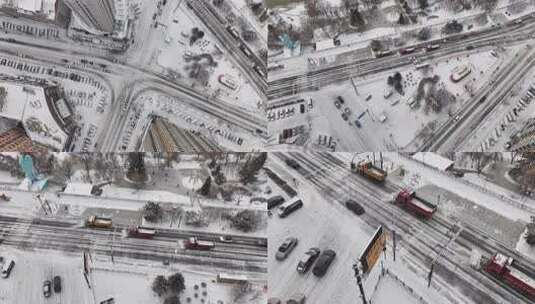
[
  {"left": 16, "top": 0, "right": 42, "bottom": 12},
  {"left": 412, "top": 152, "right": 454, "bottom": 171},
  {"left": 64, "top": 182, "right": 93, "bottom": 196}
]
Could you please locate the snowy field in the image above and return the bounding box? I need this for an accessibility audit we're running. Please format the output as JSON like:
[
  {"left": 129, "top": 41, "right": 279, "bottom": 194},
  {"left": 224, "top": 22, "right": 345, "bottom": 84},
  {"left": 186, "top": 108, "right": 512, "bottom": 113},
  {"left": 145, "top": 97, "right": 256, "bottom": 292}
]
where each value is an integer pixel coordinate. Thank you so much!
[{"left": 156, "top": 3, "right": 263, "bottom": 113}]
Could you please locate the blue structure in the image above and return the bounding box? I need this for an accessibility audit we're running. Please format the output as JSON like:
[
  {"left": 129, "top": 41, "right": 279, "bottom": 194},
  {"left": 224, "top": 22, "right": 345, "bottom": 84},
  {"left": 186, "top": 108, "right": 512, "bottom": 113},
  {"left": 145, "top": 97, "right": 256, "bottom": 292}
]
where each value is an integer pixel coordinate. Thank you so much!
[
  {"left": 279, "top": 33, "right": 298, "bottom": 50},
  {"left": 19, "top": 154, "right": 48, "bottom": 191}
]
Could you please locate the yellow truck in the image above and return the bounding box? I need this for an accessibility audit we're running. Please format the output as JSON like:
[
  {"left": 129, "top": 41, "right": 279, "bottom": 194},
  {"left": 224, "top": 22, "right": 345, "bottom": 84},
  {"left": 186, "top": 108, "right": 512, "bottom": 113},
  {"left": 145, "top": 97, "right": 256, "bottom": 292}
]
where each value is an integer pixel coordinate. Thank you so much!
[{"left": 85, "top": 216, "right": 112, "bottom": 228}]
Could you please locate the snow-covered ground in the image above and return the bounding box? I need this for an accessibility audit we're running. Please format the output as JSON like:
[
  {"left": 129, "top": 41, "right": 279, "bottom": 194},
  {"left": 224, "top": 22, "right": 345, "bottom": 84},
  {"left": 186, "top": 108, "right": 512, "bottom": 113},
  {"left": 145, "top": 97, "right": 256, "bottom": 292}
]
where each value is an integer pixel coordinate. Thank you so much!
[
  {"left": 155, "top": 3, "right": 263, "bottom": 113},
  {"left": 0, "top": 248, "right": 266, "bottom": 304}
]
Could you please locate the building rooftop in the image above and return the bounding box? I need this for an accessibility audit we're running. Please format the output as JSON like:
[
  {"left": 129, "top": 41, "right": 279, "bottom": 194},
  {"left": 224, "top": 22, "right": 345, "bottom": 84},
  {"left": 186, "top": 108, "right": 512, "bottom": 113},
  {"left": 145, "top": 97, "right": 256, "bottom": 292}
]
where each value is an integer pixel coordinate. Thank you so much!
[{"left": 0, "top": 78, "right": 73, "bottom": 151}]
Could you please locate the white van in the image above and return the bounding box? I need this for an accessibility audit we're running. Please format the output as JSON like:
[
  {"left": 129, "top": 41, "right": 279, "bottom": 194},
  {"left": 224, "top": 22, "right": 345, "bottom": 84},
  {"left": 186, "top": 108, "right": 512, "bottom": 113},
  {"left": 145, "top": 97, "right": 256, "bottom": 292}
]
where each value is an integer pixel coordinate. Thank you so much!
[{"left": 1, "top": 259, "right": 15, "bottom": 278}]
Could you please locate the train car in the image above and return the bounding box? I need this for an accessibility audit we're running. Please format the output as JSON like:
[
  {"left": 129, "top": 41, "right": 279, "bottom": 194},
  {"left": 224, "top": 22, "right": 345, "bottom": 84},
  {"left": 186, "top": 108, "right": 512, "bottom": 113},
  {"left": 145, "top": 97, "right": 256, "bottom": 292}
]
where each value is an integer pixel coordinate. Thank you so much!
[
  {"left": 399, "top": 47, "right": 416, "bottom": 55},
  {"left": 486, "top": 253, "right": 535, "bottom": 298},
  {"left": 375, "top": 50, "right": 393, "bottom": 58},
  {"left": 253, "top": 65, "right": 266, "bottom": 78},
  {"left": 226, "top": 26, "right": 240, "bottom": 40},
  {"left": 184, "top": 237, "right": 215, "bottom": 250},
  {"left": 426, "top": 44, "right": 440, "bottom": 51},
  {"left": 128, "top": 226, "right": 156, "bottom": 239},
  {"left": 239, "top": 44, "right": 253, "bottom": 58},
  {"left": 216, "top": 273, "right": 249, "bottom": 284},
  {"left": 394, "top": 190, "right": 437, "bottom": 219}
]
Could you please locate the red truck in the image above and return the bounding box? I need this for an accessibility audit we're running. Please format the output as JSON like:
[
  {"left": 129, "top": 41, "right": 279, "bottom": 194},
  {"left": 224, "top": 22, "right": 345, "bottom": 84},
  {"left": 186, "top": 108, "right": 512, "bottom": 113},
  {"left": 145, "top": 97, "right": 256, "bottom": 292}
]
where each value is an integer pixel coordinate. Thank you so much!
[
  {"left": 393, "top": 190, "right": 437, "bottom": 219},
  {"left": 127, "top": 226, "right": 156, "bottom": 239},
  {"left": 486, "top": 253, "right": 535, "bottom": 299},
  {"left": 184, "top": 237, "right": 215, "bottom": 250}
]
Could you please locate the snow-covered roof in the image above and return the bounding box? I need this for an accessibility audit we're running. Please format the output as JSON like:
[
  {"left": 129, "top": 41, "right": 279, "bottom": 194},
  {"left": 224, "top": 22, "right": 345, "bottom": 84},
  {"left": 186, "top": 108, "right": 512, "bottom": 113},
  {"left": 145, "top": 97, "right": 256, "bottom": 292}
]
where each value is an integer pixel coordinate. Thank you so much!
[
  {"left": 16, "top": 0, "right": 42, "bottom": 12},
  {"left": 315, "top": 39, "right": 335, "bottom": 51},
  {"left": 0, "top": 81, "right": 70, "bottom": 150},
  {"left": 411, "top": 152, "right": 454, "bottom": 171},
  {"left": 63, "top": 182, "right": 93, "bottom": 196}
]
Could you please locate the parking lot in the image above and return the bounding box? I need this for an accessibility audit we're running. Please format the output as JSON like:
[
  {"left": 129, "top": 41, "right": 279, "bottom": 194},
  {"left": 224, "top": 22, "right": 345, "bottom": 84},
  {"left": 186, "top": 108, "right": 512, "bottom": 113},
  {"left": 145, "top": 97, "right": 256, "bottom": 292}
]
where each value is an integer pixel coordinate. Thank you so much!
[{"left": 0, "top": 251, "right": 93, "bottom": 303}]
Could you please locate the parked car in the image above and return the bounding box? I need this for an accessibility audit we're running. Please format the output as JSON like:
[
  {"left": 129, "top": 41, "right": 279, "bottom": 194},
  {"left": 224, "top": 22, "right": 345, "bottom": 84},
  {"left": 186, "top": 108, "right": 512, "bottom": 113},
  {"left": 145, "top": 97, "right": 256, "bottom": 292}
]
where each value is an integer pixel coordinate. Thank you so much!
[
  {"left": 344, "top": 107, "right": 351, "bottom": 115},
  {"left": 275, "top": 237, "right": 298, "bottom": 260},
  {"left": 345, "top": 200, "right": 365, "bottom": 215},
  {"left": 296, "top": 248, "right": 321, "bottom": 273},
  {"left": 337, "top": 96, "right": 345, "bottom": 104},
  {"left": 287, "top": 293, "right": 306, "bottom": 304},
  {"left": 43, "top": 280, "right": 52, "bottom": 297},
  {"left": 354, "top": 120, "right": 362, "bottom": 128},
  {"left": 268, "top": 195, "right": 285, "bottom": 209},
  {"left": 53, "top": 275, "right": 61, "bottom": 293},
  {"left": 312, "top": 249, "right": 336, "bottom": 277},
  {"left": 334, "top": 100, "right": 341, "bottom": 109}
]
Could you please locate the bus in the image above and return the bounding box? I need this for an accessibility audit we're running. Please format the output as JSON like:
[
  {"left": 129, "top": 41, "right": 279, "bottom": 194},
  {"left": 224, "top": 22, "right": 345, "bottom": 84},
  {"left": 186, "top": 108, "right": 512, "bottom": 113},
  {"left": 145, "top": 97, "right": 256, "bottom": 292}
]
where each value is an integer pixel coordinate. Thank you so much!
[
  {"left": 278, "top": 198, "right": 303, "bottom": 218},
  {"left": 216, "top": 273, "right": 249, "bottom": 284}
]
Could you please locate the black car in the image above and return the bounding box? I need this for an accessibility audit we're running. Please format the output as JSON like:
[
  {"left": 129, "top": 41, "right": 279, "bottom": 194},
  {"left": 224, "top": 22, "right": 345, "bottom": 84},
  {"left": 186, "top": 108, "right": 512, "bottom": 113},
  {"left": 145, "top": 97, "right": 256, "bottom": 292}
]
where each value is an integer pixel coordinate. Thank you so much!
[
  {"left": 285, "top": 159, "right": 300, "bottom": 169},
  {"left": 312, "top": 249, "right": 336, "bottom": 277},
  {"left": 53, "top": 275, "right": 61, "bottom": 293},
  {"left": 296, "top": 248, "right": 320, "bottom": 273},
  {"left": 345, "top": 200, "right": 365, "bottom": 215},
  {"left": 300, "top": 104, "right": 305, "bottom": 113},
  {"left": 337, "top": 96, "right": 345, "bottom": 104}
]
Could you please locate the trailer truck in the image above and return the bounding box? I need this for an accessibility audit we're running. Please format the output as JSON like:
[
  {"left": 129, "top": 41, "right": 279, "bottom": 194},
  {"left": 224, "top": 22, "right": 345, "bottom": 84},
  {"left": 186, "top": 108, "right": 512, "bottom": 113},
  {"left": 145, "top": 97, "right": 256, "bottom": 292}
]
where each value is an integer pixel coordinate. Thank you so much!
[
  {"left": 351, "top": 161, "right": 387, "bottom": 182},
  {"left": 85, "top": 216, "right": 112, "bottom": 228},
  {"left": 393, "top": 190, "right": 437, "bottom": 219},
  {"left": 485, "top": 253, "right": 535, "bottom": 299}
]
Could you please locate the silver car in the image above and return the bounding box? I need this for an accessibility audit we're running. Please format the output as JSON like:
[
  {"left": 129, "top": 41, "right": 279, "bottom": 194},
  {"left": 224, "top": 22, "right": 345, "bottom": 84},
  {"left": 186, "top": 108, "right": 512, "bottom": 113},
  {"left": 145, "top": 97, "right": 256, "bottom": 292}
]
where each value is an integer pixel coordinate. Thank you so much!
[{"left": 275, "top": 237, "right": 298, "bottom": 261}]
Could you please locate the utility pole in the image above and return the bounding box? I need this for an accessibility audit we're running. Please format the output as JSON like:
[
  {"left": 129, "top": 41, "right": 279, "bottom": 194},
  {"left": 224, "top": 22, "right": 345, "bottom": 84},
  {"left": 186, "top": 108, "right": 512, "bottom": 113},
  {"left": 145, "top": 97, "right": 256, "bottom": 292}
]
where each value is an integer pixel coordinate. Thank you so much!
[
  {"left": 427, "top": 263, "right": 434, "bottom": 288},
  {"left": 353, "top": 263, "right": 368, "bottom": 304},
  {"left": 392, "top": 229, "right": 396, "bottom": 262},
  {"left": 380, "top": 152, "right": 384, "bottom": 170}
]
